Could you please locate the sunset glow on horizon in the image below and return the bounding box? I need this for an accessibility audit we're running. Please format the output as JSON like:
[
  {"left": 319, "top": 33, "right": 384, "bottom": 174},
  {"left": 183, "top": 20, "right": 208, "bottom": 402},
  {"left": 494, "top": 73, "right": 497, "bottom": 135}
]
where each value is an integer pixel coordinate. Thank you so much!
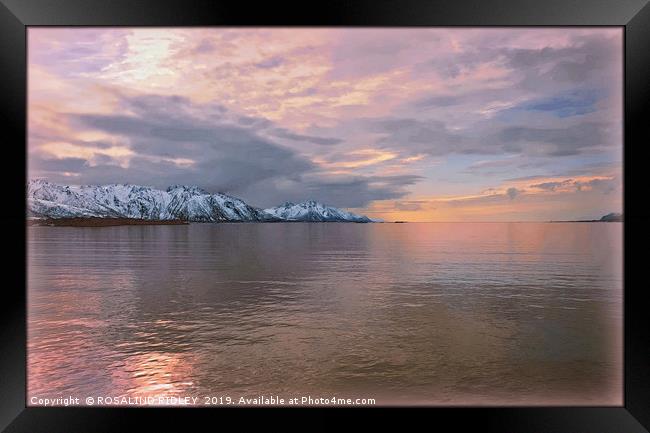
[{"left": 28, "top": 28, "right": 623, "bottom": 222}]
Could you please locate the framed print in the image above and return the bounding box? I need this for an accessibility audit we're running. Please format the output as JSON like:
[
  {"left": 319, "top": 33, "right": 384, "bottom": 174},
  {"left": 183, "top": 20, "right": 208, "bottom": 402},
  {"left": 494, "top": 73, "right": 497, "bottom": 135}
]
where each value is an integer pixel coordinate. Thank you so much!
[{"left": 1, "top": 0, "right": 649, "bottom": 431}]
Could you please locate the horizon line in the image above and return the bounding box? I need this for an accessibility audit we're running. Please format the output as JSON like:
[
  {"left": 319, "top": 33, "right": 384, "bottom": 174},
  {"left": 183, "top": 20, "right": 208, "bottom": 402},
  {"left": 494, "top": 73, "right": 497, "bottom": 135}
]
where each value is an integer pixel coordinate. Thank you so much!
[{"left": 27, "top": 178, "right": 622, "bottom": 223}]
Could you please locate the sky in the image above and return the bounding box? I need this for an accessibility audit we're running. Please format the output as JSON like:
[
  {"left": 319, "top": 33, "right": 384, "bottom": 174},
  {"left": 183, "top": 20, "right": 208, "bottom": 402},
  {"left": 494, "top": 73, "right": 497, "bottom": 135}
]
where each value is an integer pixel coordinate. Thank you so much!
[{"left": 27, "top": 28, "right": 623, "bottom": 221}]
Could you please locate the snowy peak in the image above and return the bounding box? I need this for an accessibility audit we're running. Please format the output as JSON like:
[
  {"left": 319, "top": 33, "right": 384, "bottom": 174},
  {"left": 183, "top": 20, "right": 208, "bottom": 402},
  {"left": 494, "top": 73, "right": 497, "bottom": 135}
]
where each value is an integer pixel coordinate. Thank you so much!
[
  {"left": 27, "top": 180, "right": 376, "bottom": 223},
  {"left": 27, "top": 180, "right": 272, "bottom": 222},
  {"left": 166, "top": 185, "right": 209, "bottom": 195},
  {"left": 264, "top": 201, "right": 372, "bottom": 222}
]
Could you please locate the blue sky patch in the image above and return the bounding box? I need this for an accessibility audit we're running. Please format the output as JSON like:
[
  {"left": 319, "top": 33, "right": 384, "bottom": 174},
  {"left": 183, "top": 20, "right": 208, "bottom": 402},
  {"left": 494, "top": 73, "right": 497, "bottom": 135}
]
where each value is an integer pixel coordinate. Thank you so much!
[{"left": 518, "top": 89, "right": 602, "bottom": 118}]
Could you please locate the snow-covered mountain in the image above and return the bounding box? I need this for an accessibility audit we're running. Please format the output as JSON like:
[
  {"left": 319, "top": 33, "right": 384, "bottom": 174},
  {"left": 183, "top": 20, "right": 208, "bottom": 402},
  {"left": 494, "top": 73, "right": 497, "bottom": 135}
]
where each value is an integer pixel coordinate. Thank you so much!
[
  {"left": 27, "top": 180, "right": 274, "bottom": 222},
  {"left": 264, "top": 200, "right": 372, "bottom": 222},
  {"left": 27, "top": 180, "right": 375, "bottom": 223}
]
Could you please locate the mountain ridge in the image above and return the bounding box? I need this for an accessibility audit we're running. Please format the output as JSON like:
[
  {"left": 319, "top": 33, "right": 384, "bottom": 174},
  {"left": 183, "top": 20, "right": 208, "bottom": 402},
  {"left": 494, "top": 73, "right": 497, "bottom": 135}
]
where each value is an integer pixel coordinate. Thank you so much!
[
  {"left": 264, "top": 200, "right": 373, "bottom": 222},
  {"left": 27, "top": 180, "right": 374, "bottom": 223}
]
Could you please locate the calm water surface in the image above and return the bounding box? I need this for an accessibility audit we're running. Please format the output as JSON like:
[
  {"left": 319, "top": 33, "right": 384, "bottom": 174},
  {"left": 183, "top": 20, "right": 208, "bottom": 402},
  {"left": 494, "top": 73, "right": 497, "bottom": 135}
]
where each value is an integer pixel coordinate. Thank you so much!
[{"left": 28, "top": 222, "right": 622, "bottom": 405}]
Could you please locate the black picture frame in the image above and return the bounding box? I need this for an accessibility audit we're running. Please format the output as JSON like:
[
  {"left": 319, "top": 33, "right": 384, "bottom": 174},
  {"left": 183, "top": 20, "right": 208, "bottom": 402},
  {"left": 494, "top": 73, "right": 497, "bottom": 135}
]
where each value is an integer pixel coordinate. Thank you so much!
[{"left": 2, "top": 0, "right": 649, "bottom": 431}]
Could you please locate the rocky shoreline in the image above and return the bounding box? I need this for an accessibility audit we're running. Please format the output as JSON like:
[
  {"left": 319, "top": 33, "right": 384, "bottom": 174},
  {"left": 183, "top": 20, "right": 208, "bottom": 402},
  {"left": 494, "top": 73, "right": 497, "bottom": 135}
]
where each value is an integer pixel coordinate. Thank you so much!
[{"left": 27, "top": 217, "right": 189, "bottom": 227}]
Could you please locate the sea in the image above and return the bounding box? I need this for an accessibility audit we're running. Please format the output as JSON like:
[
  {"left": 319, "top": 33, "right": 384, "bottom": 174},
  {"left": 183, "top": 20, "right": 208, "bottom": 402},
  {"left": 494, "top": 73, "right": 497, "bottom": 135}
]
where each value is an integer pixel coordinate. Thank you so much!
[{"left": 27, "top": 222, "right": 622, "bottom": 406}]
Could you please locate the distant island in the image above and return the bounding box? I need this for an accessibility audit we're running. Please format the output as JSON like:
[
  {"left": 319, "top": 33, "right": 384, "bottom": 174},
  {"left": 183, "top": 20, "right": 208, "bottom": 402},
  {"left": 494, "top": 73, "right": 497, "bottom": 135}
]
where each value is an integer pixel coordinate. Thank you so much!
[
  {"left": 599, "top": 213, "right": 623, "bottom": 222},
  {"left": 27, "top": 180, "right": 376, "bottom": 224},
  {"left": 550, "top": 213, "right": 623, "bottom": 223}
]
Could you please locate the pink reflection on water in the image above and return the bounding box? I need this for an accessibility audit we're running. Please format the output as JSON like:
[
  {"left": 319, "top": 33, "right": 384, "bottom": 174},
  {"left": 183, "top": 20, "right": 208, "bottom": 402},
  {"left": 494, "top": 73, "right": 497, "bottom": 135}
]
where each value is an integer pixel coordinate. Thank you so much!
[{"left": 27, "top": 223, "right": 622, "bottom": 406}]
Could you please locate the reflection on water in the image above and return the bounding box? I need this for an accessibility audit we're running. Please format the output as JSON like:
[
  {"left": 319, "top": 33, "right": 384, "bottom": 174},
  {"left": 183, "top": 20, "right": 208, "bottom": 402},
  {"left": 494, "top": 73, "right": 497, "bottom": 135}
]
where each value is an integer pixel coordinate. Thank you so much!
[{"left": 28, "top": 222, "right": 622, "bottom": 405}]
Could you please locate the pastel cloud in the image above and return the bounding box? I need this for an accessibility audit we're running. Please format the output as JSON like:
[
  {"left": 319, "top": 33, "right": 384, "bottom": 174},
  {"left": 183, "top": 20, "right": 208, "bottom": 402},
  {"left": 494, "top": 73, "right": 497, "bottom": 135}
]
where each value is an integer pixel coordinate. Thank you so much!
[
  {"left": 30, "top": 93, "right": 417, "bottom": 208},
  {"left": 28, "top": 27, "right": 623, "bottom": 220},
  {"left": 354, "top": 171, "right": 622, "bottom": 222}
]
